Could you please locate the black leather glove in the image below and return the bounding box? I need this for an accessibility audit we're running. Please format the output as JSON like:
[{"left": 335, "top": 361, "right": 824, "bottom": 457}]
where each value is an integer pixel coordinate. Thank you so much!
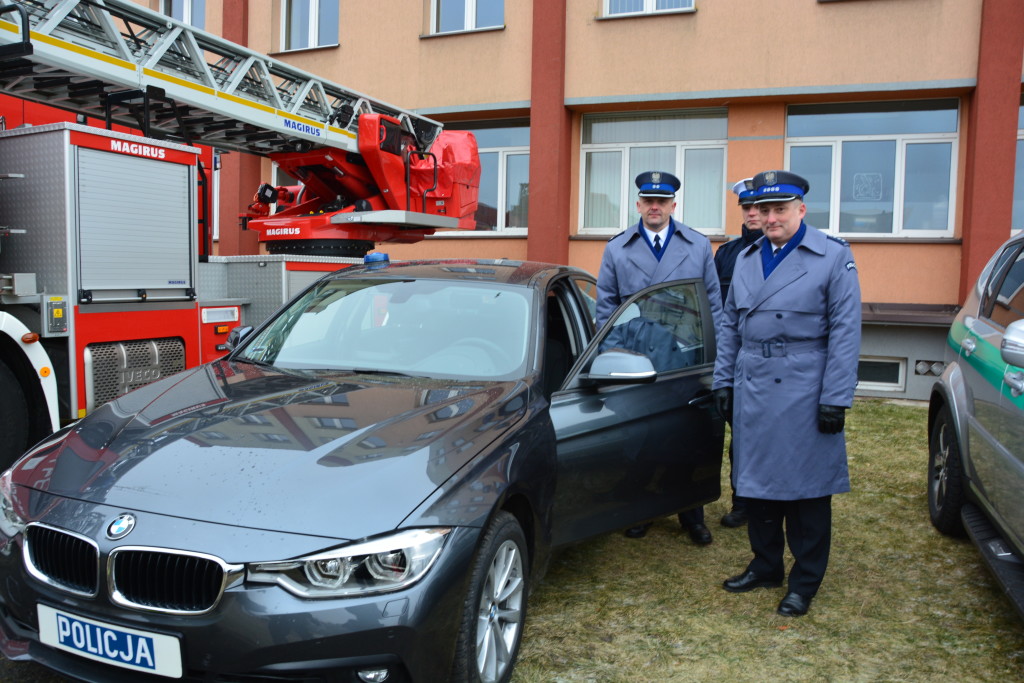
[
  {"left": 713, "top": 387, "right": 733, "bottom": 422},
  {"left": 818, "top": 404, "right": 847, "bottom": 434}
]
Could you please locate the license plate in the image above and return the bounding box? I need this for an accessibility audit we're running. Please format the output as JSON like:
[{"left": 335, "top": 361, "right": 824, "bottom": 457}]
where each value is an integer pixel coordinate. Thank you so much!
[{"left": 38, "top": 604, "right": 182, "bottom": 678}]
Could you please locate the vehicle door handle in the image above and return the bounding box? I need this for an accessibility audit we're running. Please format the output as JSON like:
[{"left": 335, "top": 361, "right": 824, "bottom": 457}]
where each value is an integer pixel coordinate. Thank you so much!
[
  {"left": 962, "top": 337, "right": 976, "bottom": 356},
  {"left": 1006, "top": 370, "right": 1024, "bottom": 397}
]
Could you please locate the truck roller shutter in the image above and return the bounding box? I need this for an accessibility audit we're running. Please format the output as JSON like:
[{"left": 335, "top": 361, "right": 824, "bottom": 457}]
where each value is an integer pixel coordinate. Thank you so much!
[{"left": 76, "top": 148, "right": 194, "bottom": 302}]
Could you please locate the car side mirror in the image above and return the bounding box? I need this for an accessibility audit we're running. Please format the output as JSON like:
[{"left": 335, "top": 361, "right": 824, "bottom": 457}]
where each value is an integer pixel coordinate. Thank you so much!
[
  {"left": 226, "top": 325, "right": 254, "bottom": 351},
  {"left": 1001, "top": 319, "right": 1024, "bottom": 368},
  {"left": 579, "top": 350, "right": 657, "bottom": 386}
]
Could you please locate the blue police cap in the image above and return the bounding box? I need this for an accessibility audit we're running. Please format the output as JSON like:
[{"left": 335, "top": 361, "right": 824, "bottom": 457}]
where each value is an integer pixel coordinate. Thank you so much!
[
  {"left": 636, "top": 171, "right": 680, "bottom": 197},
  {"left": 752, "top": 170, "right": 810, "bottom": 203},
  {"left": 731, "top": 177, "right": 756, "bottom": 205}
]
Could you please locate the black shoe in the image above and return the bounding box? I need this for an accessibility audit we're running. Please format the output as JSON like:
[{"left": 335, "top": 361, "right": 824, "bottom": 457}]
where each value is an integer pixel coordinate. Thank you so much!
[
  {"left": 777, "top": 592, "right": 812, "bottom": 617},
  {"left": 624, "top": 522, "right": 652, "bottom": 538},
  {"left": 688, "top": 523, "right": 713, "bottom": 545},
  {"left": 720, "top": 507, "right": 748, "bottom": 528},
  {"left": 722, "top": 570, "right": 783, "bottom": 593}
]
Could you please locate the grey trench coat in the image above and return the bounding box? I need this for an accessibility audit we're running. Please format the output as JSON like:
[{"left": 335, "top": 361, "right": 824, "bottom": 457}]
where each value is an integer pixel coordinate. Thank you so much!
[{"left": 712, "top": 225, "right": 861, "bottom": 501}]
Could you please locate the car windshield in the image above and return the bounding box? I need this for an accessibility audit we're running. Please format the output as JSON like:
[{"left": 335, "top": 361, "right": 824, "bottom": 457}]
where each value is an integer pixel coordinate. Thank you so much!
[{"left": 235, "top": 277, "right": 533, "bottom": 379}]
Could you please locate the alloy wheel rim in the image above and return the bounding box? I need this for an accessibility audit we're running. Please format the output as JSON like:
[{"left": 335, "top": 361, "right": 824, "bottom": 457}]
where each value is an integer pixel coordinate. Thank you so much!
[
  {"left": 931, "top": 422, "right": 950, "bottom": 508},
  {"left": 475, "top": 539, "right": 525, "bottom": 683}
]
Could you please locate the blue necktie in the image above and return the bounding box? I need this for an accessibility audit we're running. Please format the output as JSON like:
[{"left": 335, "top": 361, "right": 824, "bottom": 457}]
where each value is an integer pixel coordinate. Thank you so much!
[{"left": 654, "top": 234, "right": 662, "bottom": 252}]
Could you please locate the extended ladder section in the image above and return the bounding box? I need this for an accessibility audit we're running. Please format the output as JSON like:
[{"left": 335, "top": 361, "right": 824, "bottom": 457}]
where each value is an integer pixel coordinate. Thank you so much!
[
  {"left": 0, "top": 0, "right": 441, "bottom": 155},
  {"left": 0, "top": 0, "right": 481, "bottom": 256}
]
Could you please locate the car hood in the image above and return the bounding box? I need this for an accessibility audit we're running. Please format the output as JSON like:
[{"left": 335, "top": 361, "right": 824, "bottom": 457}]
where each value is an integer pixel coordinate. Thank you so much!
[{"left": 10, "top": 361, "right": 527, "bottom": 539}]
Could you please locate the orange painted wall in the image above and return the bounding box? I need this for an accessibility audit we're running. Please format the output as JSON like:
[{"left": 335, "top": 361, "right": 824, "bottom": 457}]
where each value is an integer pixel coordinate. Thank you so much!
[{"left": 564, "top": 0, "right": 981, "bottom": 99}]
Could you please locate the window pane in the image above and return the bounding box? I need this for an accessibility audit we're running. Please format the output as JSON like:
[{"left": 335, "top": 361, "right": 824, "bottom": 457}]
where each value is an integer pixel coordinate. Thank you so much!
[
  {"left": 287, "top": 0, "right": 311, "bottom": 50},
  {"left": 790, "top": 146, "right": 833, "bottom": 229},
  {"left": 656, "top": 0, "right": 692, "bottom": 9},
  {"left": 628, "top": 147, "right": 674, "bottom": 192},
  {"left": 788, "top": 100, "right": 958, "bottom": 137},
  {"left": 609, "top": 0, "right": 644, "bottom": 14},
  {"left": 903, "top": 143, "right": 951, "bottom": 231},
  {"left": 584, "top": 151, "right": 622, "bottom": 228},
  {"left": 455, "top": 124, "right": 529, "bottom": 148},
  {"left": 1013, "top": 139, "right": 1024, "bottom": 231},
  {"left": 839, "top": 140, "right": 895, "bottom": 233},
  {"left": 682, "top": 148, "right": 723, "bottom": 229},
  {"left": 168, "top": 0, "right": 185, "bottom": 21},
  {"left": 475, "top": 151, "right": 498, "bottom": 230},
  {"left": 318, "top": 0, "right": 339, "bottom": 45},
  {"left": 583, "top": 112, "right": 727, "bottom": 144},
  {"left": 505, "top": 154, "right": 529, "bottom": 228},
  {"left": 438, "top": 0, "right": 466, "bottom": 32},
  {"left": 476, "top": 0, "right": 503, "bottom": 28}
]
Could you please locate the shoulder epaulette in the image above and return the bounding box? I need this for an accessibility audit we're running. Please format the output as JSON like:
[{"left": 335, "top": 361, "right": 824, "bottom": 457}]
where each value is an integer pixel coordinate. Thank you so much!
[
  {"left": 826, "top": 234, "right": 850, "bottom": 247},
  {"left": 608, "top": 230, "right": 626, "bottom": 242}
]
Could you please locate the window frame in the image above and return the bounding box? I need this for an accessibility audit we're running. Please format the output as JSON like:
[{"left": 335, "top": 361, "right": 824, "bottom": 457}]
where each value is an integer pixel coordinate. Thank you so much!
[
  {"left": 578, "top": 123, "right": 727, "bottom": 237},
  {"left": 1013, "top": 97, "right": 1023, "bottom": 234},
  {"left": 281, "top": 0, "right": 339, "bottom": 52},
  {"left": 440, "top": 120, "right": 529, "bottom": 235},
  {"left": 162, "top": 0, "right": 205, "bottom": 29},
  {"left": 430, "top": 0, "right": 505, "bottom": 35},
  {"left": 785, "top": 101, "right": 959, "bottom": 238},
  {"left": 856, "top": 356, "right": 907, "bottom": 392},
  {"left": 603, "top": 0, "right": 695, "bottom": 18}
]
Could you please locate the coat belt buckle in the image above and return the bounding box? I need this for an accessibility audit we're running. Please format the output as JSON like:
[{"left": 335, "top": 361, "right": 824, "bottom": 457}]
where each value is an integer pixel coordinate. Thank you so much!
[{"left": 762, "top": 341, "right": 785, "bottom": 358}]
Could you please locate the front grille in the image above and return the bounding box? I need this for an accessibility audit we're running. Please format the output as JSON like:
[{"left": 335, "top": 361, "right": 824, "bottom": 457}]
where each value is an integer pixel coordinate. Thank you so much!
[
  {"left": 86, "top": 337, "right": 186, "bottom": 409},
  {"left": 111, "top": 548, "right": 235, "bottom": 614},
  {"left": 24, "top": 524, "right": 100, "bottom": 597}
]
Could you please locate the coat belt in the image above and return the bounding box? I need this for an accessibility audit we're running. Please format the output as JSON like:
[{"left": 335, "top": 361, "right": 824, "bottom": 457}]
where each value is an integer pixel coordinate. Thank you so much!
[{"left": 741, "top": 338, "right": 827, "bottom": 358}]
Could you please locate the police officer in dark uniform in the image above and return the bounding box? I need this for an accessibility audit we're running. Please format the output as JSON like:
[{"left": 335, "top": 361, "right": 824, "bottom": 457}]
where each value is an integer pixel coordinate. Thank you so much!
[
  {"left": 597, "top": 170, "right": 724, "bottom": 545},
  {"left": 712, "top": 170, "right": 861, "bottom": 617},
  {"left": 713, "top": 178, "right": 764, "bottom": 529}
]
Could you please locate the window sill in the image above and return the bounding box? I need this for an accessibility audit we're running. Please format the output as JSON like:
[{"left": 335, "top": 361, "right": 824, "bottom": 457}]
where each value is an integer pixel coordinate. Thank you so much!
[
  {"left": 596, "top": 9, "right": 696, "bottom": 21},
  {"left": 427, "top": 230, "right": 525, "bottom": 238},
  {"left": 271, "top": 43, "right": 340, "bottom": 56},
  {"left": 420, "top": 25, "right": 505, "bottom": 39}
]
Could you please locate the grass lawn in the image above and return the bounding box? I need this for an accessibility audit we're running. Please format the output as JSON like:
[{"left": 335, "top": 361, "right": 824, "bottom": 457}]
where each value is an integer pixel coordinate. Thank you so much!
[{"left": 512, "top": 398, "right": 1024, "bottom": 682}]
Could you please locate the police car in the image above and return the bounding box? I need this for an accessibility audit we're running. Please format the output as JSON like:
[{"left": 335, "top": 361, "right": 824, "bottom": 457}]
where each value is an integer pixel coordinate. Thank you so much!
[{"left": 928, "top": 231, "right": 1024, "bottom": 620}]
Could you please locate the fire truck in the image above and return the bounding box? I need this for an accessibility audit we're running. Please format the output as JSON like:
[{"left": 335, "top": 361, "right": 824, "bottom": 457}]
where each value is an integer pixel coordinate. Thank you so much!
[{"left": 0, "top": 0, "right": 480, "bottom": 467}]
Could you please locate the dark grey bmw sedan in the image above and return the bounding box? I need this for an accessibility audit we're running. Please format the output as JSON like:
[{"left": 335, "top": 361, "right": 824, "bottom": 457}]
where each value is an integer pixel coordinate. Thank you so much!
[{"left": 0, "top": 259, "right": 724, "bottom": 682}]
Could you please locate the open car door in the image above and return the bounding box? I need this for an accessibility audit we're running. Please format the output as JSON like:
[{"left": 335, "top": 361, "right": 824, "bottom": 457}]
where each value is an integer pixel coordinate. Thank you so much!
[{"left": 548, "top": 278, "right": 725, "bottom": 546}]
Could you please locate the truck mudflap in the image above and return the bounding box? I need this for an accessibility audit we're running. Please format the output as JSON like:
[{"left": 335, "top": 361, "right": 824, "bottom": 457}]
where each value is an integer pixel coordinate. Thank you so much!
[{"left": 962, "top": 503, "right": 1024, "bottom": 621}]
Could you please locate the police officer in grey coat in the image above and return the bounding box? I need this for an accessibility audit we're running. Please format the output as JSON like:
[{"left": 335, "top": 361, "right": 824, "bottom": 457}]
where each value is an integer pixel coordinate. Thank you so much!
[
  {"left": 712, "top": 170, "right": 861, "bottom": 617},
  {"left": 597, "top": 170, "right": 724, "bottom": 545}
]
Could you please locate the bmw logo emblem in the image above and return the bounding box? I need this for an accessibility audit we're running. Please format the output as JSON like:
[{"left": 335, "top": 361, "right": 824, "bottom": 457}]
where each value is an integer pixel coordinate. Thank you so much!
[{"left": 106, "top": 514, "right": 136, "bottom": 540}]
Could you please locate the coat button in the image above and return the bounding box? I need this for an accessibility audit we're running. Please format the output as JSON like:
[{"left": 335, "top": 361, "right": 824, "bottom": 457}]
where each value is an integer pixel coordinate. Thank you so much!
[
  {"left": 776, "top": 313, "right": 783, "bottom": 318},
  {"left": 774, "top": 378, "right": 781, "bottom": 383}
]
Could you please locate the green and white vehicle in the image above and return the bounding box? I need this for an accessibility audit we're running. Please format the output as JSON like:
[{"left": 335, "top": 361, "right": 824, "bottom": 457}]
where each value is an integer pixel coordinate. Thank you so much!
[{"left": 928, "top": 231, "right": 1024, "bottom": 620}]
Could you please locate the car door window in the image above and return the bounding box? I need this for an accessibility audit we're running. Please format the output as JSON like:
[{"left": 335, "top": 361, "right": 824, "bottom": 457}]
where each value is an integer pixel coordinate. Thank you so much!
[
  {"left": 982, "top": 243, "right": 1024, "bottom": 326},
  {"left": 568, "top": 276, "right": 598, "bottom": 333},
  {"left": 597, "top": 280, "right": 708, "bottom": 373},
  {"left": 986, "top": 246, "right": 1024, "bottom": 329}
]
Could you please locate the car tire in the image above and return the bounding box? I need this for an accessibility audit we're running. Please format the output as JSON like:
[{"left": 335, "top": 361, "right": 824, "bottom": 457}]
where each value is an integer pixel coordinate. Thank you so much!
[
  {"left": 452, "top": 511, "right": 529, "bottom": 683},
  {"left": 928, "top": 403, "right": 967, "bottom": 537},
  {"left": 0, "top": 359, "right": 29, "bottom": 470}
]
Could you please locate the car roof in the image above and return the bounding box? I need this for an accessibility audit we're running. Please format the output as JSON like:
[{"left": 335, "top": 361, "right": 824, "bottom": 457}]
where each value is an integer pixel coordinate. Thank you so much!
[{"left": 329, "top": 258, "right": 591, "bottom": 288}]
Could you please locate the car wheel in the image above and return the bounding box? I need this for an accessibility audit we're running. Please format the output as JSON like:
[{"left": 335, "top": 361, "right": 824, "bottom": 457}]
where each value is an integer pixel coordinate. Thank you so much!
[
  {"left": 452, "top": 511, "right": 528, "bottom": 683},
  {"left": 928, "top": 403, "right": 967, "bottom": 537}
]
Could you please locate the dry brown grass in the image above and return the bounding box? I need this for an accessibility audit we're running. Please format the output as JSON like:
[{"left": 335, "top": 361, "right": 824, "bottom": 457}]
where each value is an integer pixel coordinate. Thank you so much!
[{"left": 513, "top": 398, "right": 1024, "bottom": 682}]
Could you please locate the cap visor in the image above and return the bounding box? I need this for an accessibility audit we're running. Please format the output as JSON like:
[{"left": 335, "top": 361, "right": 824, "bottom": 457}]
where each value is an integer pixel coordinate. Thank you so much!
[{"left": 754, "top": 194, "right": 802, "bottom": 204}]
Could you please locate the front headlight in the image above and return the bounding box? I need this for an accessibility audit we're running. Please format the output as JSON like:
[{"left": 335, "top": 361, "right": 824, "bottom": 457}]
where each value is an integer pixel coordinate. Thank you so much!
[
  {"left": 0, "top": 470, "right": 26, "bottom": 539},
  {"left": 247, "top": 527, "right": 451, "bottom": 598}
]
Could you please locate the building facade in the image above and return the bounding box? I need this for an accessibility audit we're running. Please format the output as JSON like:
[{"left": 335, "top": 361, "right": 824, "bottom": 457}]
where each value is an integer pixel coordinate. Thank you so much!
[{"left": 148, "top": 0, "right": 1024, "bottom": 400}]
